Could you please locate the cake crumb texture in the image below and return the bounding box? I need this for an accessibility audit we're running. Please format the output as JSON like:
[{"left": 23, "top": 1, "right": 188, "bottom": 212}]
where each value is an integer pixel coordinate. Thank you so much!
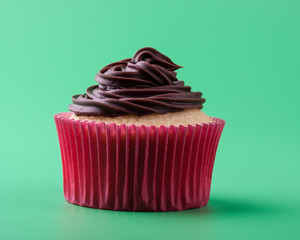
[{"left": 70, "top": 108, "right": 214, "bottom": 127}]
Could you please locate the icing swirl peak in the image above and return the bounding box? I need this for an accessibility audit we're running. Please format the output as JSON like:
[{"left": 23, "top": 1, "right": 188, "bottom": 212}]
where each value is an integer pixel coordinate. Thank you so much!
[{"left": 69, "top": 47, "right": 206, "bottom": 117}]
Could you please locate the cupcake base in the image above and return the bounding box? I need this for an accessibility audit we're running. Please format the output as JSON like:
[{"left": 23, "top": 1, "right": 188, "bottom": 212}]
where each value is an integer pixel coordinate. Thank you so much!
[{"left": 54, "top": 112, "right": 225, "bottom": 211}]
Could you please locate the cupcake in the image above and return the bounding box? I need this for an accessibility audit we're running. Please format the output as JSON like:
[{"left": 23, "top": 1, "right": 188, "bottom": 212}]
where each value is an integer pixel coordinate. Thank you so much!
[{"left": 54, "top": 47, "right": 225, "bottom": 211}]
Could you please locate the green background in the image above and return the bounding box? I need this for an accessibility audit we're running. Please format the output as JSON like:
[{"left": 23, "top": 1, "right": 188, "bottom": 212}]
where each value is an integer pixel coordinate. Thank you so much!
[{"left": 1, "top": 0, "right": 299, "bottom": 239}]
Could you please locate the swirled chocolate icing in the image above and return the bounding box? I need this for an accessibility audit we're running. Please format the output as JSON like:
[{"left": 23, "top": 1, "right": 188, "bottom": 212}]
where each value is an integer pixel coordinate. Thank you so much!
[{"left": 69, "top": 47, "right": 206, "bottom": 117}]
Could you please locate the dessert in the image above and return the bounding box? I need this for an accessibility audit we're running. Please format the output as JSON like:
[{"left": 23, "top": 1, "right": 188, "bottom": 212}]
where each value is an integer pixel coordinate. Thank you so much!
[{"left": 54, "top": 47, "right": 225, "bottom": 211}]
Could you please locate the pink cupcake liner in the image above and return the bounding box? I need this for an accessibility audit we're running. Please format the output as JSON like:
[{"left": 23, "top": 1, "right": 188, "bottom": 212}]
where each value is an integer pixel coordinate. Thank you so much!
[{"left": 54, "top": 112, "right": 225, "bottom": 211}]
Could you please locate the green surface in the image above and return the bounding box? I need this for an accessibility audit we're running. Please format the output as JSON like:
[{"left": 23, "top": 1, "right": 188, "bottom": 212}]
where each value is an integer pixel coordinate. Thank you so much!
[{"left": 1, "top": 0, "right": 300, "bottom": 239}]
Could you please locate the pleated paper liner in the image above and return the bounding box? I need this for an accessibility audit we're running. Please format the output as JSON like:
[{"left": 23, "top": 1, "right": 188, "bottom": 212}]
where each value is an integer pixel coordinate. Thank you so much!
[{"left": 54, "top": 112, "right": 225, "bottom": 211}]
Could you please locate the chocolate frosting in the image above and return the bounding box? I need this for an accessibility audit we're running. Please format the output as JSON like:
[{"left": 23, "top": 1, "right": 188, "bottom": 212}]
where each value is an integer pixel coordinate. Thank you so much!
[{"left": 69, "top": 47, "right": 206, "bottom": 117}]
